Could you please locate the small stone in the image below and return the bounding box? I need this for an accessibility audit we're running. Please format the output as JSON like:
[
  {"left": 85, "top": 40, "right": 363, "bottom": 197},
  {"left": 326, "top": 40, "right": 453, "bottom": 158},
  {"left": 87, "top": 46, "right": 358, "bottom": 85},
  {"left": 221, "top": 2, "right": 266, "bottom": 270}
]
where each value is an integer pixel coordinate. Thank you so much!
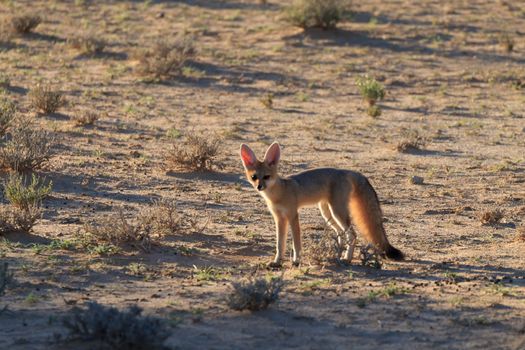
[{"left": 409, "top": 175, "right": 424, "bottom": 185}]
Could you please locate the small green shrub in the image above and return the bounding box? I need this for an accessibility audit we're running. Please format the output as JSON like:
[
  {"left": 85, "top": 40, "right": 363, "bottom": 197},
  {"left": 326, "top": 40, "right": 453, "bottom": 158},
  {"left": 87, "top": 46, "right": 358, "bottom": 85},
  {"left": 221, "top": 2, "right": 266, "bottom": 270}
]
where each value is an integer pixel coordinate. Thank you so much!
[
  {"left": 134, "top": 35, "right": 195, "bottom": 81},
  {"left": 228, "top": 276, "right": 284, "bottom": 311},
  {"left": 285, "top": 0, "right": 344, "bottom": 30},
  {"left": 356, "top": 76, "right": 385, "bottom": 106},
  {"left": 3, "top": 173, "right": 52, "bottom": 211},
  {"left": 28, "top": 84, "right": 64, "bottom": 115}
]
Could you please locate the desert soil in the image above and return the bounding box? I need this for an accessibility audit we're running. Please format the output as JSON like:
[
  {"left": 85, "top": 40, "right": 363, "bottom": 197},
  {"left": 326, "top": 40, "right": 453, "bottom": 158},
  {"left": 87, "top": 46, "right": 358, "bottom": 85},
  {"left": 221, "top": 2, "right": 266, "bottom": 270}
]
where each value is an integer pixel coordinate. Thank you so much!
[{"left": 0, "top": 0, "right": 524, "bottom": 349}]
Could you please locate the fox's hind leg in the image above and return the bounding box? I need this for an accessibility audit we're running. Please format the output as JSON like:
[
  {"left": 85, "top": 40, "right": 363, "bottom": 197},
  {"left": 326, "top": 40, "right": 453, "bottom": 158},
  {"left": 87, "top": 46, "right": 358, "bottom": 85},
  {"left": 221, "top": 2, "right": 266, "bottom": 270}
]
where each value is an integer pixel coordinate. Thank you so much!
[
  {"left": 319, "top": 202, "right": 345, "bottom": 256},
  {"left": 327, "top": 198, "right": 357, "bottom": 262}
]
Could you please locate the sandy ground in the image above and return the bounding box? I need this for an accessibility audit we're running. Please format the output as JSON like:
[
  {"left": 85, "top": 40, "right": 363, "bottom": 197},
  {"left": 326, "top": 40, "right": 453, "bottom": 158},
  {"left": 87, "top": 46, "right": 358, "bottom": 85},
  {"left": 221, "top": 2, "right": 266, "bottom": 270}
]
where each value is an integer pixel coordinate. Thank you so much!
[{"left": 0, "top": 0, "right": 524, "bottom": 349}]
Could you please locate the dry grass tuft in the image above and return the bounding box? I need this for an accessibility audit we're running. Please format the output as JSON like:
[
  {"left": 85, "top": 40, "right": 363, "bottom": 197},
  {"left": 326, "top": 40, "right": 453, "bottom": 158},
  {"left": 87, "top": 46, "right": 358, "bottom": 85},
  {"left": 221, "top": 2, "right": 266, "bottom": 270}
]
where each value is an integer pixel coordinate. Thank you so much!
[
  {"left": 0, "top": 98, "right": 16, "bottom": 137},
  {"left": 480, "top": 209, "right": 504, "bottom": 226},
  {"left": 359, "top": 245, "right": 382, "bottom": 269},
  {"left": 305, "top": 228, "right": 343, "bottom": 265},
  {"left": 166, "top": 131, "right": 222, "bottom": 171},
  {"left": 134, "top": 35, "right": 195, "bottom": 81},
  {"left": 83, "top": 199, "right": 189, "bottom": 252},
  {"left": 285, "top": 0, "right": 344, "bottom": 29},
  {"left": 67, "top": 35, "right": 106, "bottom": 56},
  {"left": 28, "top": 84, "right": 64, "bottom": 115},
  {"left": 0, "top": 262, "right": 13, "bottom": 296},
  {"left": 396, "top": 131, "right": 426, "bottom": 153},
  {"left": 8, "top": 14, "right": 42, "bottom": 35},
  {"left": 499, "top": 33, "right": 514, "bottom": 53},
  {"left": 63, "top": 302, "right": 169, "bottom": 349},
  {"left": 0, "top": 204, "right": 42, "bottom": 233},
  {"left": 516, "top": 227, "right": 525, "bottom": 242},
  {"left": 0, "top": 120, "right": 54, "bottom": 172},
  {"left": 72, "top": 111, "right": 99, "bottom": 126},
  {"left": 228, "top": 276, "right": 284, "bottom": 311}
]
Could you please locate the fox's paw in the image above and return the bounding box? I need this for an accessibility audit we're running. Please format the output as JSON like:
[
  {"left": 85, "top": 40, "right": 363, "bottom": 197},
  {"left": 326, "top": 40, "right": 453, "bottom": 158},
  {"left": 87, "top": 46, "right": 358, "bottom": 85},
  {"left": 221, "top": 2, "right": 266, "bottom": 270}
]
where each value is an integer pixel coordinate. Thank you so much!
[
  {"left": 292, "top": 260, "right": 301, "bottom": 268},
  {"left": 267, "top": 261, "right": 282, "bottom": 269}
]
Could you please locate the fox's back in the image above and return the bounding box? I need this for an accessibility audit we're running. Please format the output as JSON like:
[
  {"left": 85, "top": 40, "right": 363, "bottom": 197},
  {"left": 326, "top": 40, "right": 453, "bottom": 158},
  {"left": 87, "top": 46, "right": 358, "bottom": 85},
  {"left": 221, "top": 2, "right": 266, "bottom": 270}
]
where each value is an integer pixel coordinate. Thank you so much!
[{"left": 286, "top": 168, "right": 361, "bottom": 206}]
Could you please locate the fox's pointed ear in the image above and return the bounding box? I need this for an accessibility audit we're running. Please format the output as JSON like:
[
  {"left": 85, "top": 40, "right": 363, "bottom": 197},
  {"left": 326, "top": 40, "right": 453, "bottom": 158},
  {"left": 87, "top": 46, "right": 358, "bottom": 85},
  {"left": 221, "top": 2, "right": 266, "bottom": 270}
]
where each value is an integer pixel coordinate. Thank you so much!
[
  {"left": 240, "top": 144, "right": 257, "bottom": 169},
  {"left": 263, "top": 142, "right": 280, "bottom": 167}
]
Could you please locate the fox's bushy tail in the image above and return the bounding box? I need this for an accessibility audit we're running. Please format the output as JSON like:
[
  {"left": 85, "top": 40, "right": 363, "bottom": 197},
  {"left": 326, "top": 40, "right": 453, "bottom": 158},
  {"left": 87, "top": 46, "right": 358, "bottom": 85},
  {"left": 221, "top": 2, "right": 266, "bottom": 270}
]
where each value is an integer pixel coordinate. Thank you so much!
[{"left": 349, "top": 175, "right": 404, "bottom": 261}]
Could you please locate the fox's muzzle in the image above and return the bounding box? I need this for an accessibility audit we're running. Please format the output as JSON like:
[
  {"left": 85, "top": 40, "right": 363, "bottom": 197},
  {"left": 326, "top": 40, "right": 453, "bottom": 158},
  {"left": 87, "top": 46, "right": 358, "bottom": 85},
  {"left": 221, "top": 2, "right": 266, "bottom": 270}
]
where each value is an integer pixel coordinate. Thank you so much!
[{"left": 257, "top": 183, "right": 265, "bottom": 191}]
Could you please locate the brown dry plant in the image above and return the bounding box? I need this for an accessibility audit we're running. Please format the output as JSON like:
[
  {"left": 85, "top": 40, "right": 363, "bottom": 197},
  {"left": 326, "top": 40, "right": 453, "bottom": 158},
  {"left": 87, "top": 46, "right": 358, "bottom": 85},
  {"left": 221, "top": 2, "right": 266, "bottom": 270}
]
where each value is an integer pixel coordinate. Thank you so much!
[
  {"left": 28, "top": 84, "right": 64, "bottom": 115},
  {"left": 166, "top": 132, "right": 222, "bottom": 171}
]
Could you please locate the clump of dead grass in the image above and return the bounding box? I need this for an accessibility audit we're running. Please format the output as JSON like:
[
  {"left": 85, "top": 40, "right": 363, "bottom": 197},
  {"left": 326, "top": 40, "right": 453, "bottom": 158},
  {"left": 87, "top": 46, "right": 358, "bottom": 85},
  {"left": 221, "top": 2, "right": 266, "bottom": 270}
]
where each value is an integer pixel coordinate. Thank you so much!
[
  {"left": 83, "top": 199, "right": 189, "bottom": 252},
  {"left": 62, "top": 302, "right": 169, "bottom": 349},
  {"left": 228, "top": 276, "right": 284, "bottom": 311},
  {"left": 72, "top": 111, "right": 99, "bottom": 126},
  {"left": 305, "top": 228, "right": 343, "bottom": 265},
  {"left": 8, "top": 14, "right": 42, "bottom": 35},
  {"left": 359, "top": 245, "right": 382, "bottom": 269},
  {"left": 0, "top": 119, "right": 54, "bottom": 172},
  {"left": 67, "top": 35, "right": 106, "bottom": 56},
  {"left": 28, "top": 84, "right": 64, "bottom": 115},
  {"left": 0, "top": 204, "right": 42, "bottom": 233},
  {"left": 480, "top": 209, "right": 504, "bottom": 226},
  {"left": 516, "top": 227, "right": 525, "bottom": 242},
  {"left": 396, "top": 131, "right": 426, "bottom": 153},
  {"left": 285, "top": 0, "right": 345, "bottom": 29},
  {"left": 165, "top": 131, "right": 222, "bottom": 171},
  {"left": 134, "top": 35, "right": 195, "bottom": 81}
]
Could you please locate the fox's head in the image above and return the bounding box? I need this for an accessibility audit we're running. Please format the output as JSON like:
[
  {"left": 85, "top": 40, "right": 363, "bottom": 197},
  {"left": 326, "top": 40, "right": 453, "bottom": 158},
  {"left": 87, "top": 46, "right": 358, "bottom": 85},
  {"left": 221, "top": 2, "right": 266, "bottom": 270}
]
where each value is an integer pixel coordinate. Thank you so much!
[{"left": 240, "top": 142, "right": 280, "bottom": 192}]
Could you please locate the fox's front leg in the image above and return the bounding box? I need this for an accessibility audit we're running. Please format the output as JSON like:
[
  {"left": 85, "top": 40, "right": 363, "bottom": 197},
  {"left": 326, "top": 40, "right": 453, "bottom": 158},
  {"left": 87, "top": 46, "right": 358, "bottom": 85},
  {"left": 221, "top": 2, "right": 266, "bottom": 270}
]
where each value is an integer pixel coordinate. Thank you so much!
[
  {"left": 268, "top": 212, "right": 288, "bottom": 268},
  {"left": 290, "top": 214, "right": 302, "bottom": 267}
]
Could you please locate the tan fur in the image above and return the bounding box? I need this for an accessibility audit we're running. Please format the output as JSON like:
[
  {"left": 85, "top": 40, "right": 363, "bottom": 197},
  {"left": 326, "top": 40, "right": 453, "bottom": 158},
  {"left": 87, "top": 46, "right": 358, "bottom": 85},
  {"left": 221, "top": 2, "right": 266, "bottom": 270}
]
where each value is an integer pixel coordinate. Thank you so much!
[{"left": 240, "top": 142, "right": 404, "bottom": 266}]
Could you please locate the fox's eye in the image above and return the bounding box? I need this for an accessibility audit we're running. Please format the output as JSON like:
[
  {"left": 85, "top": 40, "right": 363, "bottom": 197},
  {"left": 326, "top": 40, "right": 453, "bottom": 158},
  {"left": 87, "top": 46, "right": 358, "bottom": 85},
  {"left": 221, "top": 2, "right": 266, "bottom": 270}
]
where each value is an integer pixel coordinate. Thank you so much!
[
  {"left": 263, "top": 175, "right": 270, "bottom": 180},
  {"left": 251, "top": 175, "right": 258, "bottom": 181}
]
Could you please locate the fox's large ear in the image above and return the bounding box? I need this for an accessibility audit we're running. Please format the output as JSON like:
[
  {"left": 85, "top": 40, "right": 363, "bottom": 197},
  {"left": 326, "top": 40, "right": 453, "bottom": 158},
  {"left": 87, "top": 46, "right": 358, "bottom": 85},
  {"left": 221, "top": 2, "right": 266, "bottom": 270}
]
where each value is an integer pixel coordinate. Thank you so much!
[
  {"left": 240, "top": 144, "right": 257, "bottom": 169},
  {"left": 263, "top": 142, "right": 280, "bottom": 167}
]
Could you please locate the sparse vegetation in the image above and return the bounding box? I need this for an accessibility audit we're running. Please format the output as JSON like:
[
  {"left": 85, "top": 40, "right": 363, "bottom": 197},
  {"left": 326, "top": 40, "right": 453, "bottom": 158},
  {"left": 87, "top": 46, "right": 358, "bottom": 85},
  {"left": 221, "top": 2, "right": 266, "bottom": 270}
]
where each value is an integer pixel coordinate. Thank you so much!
[
  {"left": 260, "top": 93, "right": 274, "bottom": 109},
  {"left": 367, "top": 105, "right": 381, "bottom": 117},
  {"left": 83, "top": 199, "right": 186, "bottom": 252},
  {"left": 62, "top": 302, "right": 169, "bottom": 349},
  {"left": 0, "top": 120, "right": 54, "bottom": 172},
  {"left": 83, "top": 209, "right": 152, "bottom": 252},
  {"left": 8, "top": 14, "right": 42, "bottom": 35},
  {"left": 134, "top": 35, "right": 195, "bottom": 81},
  {"left": 72, "top": 111, "right": 99, "bottom": 126},
  {"left": 0, "top": 98, "right": 15, "bottom": 136},
  {"left": 166, "top": 131, "right": 222, "bottom": 171},
  {"left": 28, "top": 84, "right": 64, "bottom": 115},
  {"left": 0, "top": 204, "right": 42, "bottom": 233},
  {"left": 285, "top": 0, "right": 344, "bottom": 29},
  {"left": 359, "top": 245, "right": 382, "bottom": 269},
  {"left": 356, "top": 76, "right": 385, "bottom": 106},
  {"left": 0, "top": 75, "right": 10, "bottom": 89},
  {"left": 0, "top": 262, "right": 13, "bottom": 296},
  {"left": 396, "top": 131, "right": 426, "bottom": 153},
  {"left": 480, "top": 209, "right": 504, "bottom": 225},
  {"left": 194, "top": 265, "right": 223, "bottom": 282},
  {"left": 499, "top": 33, "right": 514, "bottom": 53},
  {"left": 3, "top": 173, "right": 52, "bottom": 211},
  {"left": 305, "top": 228, "right": 343, "bottom": 265},
  {"left": 67, "top": 35, "right": 106, "bottom": 56},
  {"left": 227, "top": 276, "right": 284, "bottom": 311}
]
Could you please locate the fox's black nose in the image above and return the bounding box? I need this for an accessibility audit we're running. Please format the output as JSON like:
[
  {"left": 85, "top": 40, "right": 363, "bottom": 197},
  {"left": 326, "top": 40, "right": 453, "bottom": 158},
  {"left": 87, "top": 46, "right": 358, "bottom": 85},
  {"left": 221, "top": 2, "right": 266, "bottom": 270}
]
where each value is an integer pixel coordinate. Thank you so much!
[{"left": 257, "top": 184, "right": 263, "bottom": 191}]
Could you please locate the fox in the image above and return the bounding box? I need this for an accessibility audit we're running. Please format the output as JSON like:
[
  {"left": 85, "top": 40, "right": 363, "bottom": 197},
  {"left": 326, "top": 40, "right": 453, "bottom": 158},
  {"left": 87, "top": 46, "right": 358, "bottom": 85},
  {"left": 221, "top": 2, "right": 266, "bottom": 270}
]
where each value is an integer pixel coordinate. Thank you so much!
[{"left": 240, "top": 142, "right": 404, "bottom": 267}]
